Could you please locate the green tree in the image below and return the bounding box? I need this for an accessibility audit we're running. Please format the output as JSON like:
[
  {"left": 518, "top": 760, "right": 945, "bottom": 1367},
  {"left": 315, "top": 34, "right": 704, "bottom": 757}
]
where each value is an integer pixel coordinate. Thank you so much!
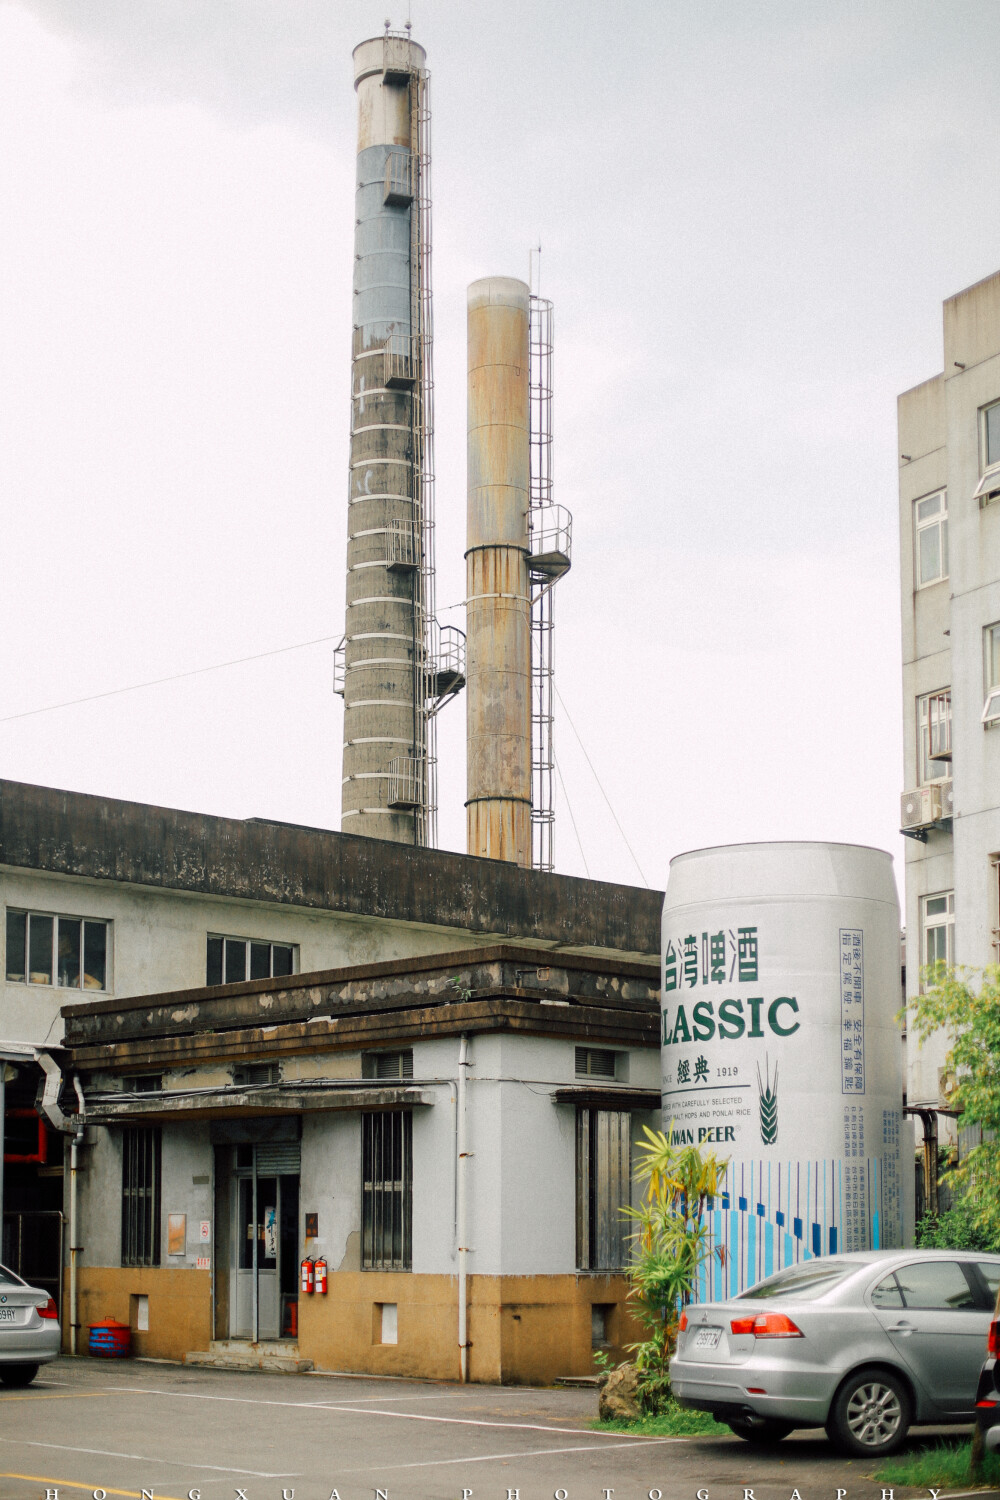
[
  {"left": 906, "top": 964, "right": 1000, "bottom": 1247},
  {"left": 623, "top": 1126, "right": 727, "bottom": 1410}
]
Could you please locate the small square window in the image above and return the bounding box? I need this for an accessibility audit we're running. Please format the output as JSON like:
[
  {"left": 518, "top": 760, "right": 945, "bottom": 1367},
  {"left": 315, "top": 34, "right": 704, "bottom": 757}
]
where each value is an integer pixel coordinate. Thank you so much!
[
  {"left": 4, "top": 909, "right": 110, "bottom": 990},
  {"left": 914, "top": 491, "right": 948, "bottom": 587}
]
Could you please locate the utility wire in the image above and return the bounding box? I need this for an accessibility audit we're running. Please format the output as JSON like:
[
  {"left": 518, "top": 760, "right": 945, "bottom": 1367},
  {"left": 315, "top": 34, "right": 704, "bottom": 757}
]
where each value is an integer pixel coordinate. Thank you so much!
[
  {"left": 0, "top": 634, "right": 342, "bottom": 724},
  {"left": 553, "top": 752, "right": 590, "bottom": 879},
  {"left": 554, "top": 683, "right": 649, "bottom": 888}
]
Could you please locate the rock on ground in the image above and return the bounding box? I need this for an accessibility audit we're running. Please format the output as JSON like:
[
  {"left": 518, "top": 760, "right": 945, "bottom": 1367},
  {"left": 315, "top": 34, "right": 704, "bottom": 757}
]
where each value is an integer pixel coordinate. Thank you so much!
[{"left": 598, "top": 1362, "right": 642, "bottom": 1423}]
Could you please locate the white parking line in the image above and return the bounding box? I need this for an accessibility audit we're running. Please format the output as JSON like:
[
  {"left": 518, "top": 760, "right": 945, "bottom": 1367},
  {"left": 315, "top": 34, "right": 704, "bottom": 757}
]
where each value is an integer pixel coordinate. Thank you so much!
[
  {"left": 103, "top": 1386, "right": 654, "bottom": 1439},
  {"left": 314, "top": 1402, "right": 663, "bottom": 1439},
  {"left": 0, "top": 1436, "right": 296, "bottom": 1480},
  {"left": 309, "top": 1391, "right": 477, "bottom": 1404},
  {"left": 338, "top": 1437, "right": 682, "bottom": 1474}
]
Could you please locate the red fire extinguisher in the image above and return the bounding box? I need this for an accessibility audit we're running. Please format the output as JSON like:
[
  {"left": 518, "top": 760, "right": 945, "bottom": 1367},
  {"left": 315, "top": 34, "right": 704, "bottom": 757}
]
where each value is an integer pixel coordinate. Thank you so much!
[
  {"left": 300, "top": 1257, "right": 315, "bottom": 1295},
  {"left": 314, "top": 1257, "right": 328, "bottom": 1295}
]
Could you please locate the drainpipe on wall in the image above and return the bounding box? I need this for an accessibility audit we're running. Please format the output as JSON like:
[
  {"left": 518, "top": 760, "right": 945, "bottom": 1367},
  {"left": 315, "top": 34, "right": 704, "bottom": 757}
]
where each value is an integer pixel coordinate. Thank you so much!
[
  {"left": 35, "top": 1053, "right": 86, "bottom": 1354},
  {"left": 457, "top": 1035, "right": 471, "bottom": 1383}
]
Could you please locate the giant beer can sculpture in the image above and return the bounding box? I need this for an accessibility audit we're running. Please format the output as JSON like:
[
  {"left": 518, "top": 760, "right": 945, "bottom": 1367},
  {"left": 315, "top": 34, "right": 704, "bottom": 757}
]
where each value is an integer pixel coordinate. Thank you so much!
[{"left": 661, "top": 842, "right": 908, "bottom": 1299}]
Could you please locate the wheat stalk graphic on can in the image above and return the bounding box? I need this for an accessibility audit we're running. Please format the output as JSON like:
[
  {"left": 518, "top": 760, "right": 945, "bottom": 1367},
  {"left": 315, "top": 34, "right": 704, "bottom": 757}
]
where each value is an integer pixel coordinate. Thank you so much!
[{"left": 757, "top": 1055, "right": 778, "bottom": 1145}]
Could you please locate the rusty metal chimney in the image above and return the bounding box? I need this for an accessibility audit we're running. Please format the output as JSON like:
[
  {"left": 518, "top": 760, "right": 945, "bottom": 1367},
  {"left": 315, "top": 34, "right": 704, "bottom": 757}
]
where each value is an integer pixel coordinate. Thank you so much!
[{"left": 465, "top": 277, "right": 533, "bottom": 867}]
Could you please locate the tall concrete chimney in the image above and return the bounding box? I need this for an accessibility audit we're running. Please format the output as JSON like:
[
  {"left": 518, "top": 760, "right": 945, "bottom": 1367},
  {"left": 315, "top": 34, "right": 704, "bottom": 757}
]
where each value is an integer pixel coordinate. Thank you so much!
[
  {"left": 465, "top": 278, "right": 533, "bottom": 867},
  {"left": 340, "top": 33, "right": 435, "bottom": 844}
]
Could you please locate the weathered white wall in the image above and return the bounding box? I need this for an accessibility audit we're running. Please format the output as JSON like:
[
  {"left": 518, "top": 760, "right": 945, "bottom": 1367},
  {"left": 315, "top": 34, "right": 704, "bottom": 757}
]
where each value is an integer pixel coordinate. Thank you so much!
[{"left": 0, "top": 865, "right": 487, "bottom": 1046}]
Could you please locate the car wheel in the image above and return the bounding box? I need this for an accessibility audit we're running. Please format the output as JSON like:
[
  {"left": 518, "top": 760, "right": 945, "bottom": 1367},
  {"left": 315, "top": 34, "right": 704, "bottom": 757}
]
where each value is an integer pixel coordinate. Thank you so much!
[
  {"left": 826, "top": 1368, "right": 911, "bottom": 1457},
  {"left": 0, "top": 1363, "right": 39, "bottom": 1388},
  {"left": 727, "top": 1418, "right": 793, "bottom": 1444}
]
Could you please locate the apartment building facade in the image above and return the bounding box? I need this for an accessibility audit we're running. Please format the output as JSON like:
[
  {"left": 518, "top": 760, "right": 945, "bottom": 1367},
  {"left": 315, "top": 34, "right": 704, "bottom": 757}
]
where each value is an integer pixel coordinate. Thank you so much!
[{"left": 899, "top": 269, "right": 1000, "bottom": 1114}]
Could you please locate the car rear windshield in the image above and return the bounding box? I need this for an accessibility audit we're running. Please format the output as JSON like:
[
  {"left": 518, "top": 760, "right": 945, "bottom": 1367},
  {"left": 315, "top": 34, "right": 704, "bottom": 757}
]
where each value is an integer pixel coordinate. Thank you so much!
[
  {"left": 0, "top": 1264, "right": 24, "bottom": 1288},
  {"left": 739, "top": 1259, "right": 868, "bottom": 1300}
]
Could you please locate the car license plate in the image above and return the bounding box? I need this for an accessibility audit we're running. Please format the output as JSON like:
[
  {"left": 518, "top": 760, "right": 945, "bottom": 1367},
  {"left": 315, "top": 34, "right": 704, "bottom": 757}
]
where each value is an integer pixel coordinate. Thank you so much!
[
  {"left": 693, "top": 1325, "right": 722, "bottom": 1350},
  {"left": 0, "top": 1309, "right": 15, "bottom": 1323}
]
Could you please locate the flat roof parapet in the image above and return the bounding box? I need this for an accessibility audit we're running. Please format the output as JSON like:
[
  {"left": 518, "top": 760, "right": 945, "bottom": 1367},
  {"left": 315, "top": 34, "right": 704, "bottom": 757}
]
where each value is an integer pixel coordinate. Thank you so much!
[{"left": 0, "top": 779, "right": 662, "bottom": 958}]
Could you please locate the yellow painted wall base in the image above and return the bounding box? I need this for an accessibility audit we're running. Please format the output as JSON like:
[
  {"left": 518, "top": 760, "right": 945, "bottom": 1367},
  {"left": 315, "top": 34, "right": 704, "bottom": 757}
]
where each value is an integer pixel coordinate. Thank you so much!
[
  {"left": 65, "top": 1267, "right": 641, "bottom": 1384},
  {"left": 68, "top": 1267, "right": 212, "bottom": 1361}
]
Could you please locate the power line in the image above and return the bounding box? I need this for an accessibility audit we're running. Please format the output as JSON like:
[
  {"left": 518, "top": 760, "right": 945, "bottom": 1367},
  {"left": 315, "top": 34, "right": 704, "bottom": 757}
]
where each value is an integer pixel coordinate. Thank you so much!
[
  {"left": 553, "top": 752, "right": 590, "bottom": 879},
  {"left": 0, "top": 634, "right": 342, "bottom": 725},
  {"left": 554, "top": 684, "right": 649, "bottom": 888}
]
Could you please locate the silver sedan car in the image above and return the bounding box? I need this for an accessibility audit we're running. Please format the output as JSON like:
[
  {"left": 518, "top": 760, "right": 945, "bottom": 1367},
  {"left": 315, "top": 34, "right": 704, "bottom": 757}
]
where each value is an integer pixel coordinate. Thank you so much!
[
  {"left": 670, "top": 1248, "right": 1000, "bottom": 1456},
  {"left": 0, "top": 1261, "right": 61, "bottom": 1387}
]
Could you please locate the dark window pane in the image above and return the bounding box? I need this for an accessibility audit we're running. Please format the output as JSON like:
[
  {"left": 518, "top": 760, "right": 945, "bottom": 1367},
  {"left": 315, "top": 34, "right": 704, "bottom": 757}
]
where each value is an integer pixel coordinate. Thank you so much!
[
  {"left": 5, "top": 911, "right": 26, "bottom": 983},
  {"left": 250, "top": 942, "right": 271, "bottom": 981},
  {"left": 28, "top": 915, "right": 53, "bottom": 985},
  {"left": 206, "top": 936, "right": 223, "bottom": 986},
  {"left": 271, "top": 945, "right": 294, "bottom": 978},
  {"left": 977, "top": 1260, "right": 1000, "bottom": 1300},
  {"left": 83, "top": 922, "right": 107, "bottom": 990},
  {"left": 58, "top": 918, "right": 81, "bottom": 988},
  {"left": 871, "top": 1275, "right": 904, "bottom": 1309},
  {"left": 896, "top": 1260, "right": 975, "bottom": 1309},
  {"left": 224, "top": 939, "right": 247, "bottom": 985}
]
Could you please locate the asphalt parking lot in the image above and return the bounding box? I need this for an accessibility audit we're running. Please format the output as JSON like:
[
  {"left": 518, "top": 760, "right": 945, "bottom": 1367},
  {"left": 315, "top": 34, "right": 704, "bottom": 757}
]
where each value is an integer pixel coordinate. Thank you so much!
[{"left": 0, "top": 1358, "right": 990, "bottom": 1500}]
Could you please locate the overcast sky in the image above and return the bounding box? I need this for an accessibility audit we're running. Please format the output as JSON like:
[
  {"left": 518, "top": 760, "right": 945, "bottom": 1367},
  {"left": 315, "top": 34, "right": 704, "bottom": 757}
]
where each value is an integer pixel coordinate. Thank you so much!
[{"left": 1, "top": 0, "right": 998, "bottom": 897}]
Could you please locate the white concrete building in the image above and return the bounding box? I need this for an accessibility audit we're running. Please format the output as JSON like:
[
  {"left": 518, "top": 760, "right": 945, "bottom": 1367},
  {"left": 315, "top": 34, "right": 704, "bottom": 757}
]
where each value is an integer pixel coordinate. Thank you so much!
[
  {"left": 0, "top": 778, "right": 662, "bottom": 1380},
  {"left": 898, "top": 268, "right": 1000, "bottom": 1138}
]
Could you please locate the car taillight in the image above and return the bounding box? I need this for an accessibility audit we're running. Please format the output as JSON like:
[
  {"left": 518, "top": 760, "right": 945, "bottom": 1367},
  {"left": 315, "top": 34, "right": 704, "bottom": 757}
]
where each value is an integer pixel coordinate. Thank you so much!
[
  {"left": 730, "top": 1316, "right": 757, "bottom": 1335},
  {"left": 678, "top": 1312, "right": 688, "bottom": 1332},
  {"left": 36, "top": 1298, "right": 58, "bottom": 1320},
  {"left": 751, "top": 1313, "right": 803, "bottom": 1339},
  {"left": 989, "top": 1321, "right": 1000, "bottom": 1357}
]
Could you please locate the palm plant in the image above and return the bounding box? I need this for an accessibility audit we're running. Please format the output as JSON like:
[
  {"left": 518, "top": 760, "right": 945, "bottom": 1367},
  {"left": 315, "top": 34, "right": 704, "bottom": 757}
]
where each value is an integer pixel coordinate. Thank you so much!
[{"left": 623, "top": 1126, "right": 729, "bottom": 1410}]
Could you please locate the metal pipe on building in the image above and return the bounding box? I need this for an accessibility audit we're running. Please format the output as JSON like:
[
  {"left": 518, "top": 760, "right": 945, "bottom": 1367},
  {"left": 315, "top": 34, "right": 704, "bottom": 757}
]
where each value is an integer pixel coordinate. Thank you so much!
[
  {"left": 466, "top": 278, "right": 533, "bottom": 867},
  {"left": 456, "top": 1034, "right": 470, "bottom": 1382},
  {"left": 341, "top": 32, "right": 431, "bottom": 844}
]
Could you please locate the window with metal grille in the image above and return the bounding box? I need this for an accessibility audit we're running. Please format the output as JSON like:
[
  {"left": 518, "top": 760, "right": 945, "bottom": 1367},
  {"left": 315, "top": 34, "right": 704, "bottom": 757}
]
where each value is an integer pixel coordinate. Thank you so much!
[
  {"left": 575, "top": 1047, "right": 617, "bottom": 1080},
  {"left": 121, "top": 1127, "right": 161, "bottom": 1267},
  {"left": 362, "top": 1050, "right": 414, "bottom": 1081},
  {"left": 361, "top": 1112, "right": 412, "bottom": 1271},
  {"left": 206, "top": 934, "right": 296, "bottom": 986},
  {"left": 576, "top": 1108, "right": 631, "bottom": 1271}
]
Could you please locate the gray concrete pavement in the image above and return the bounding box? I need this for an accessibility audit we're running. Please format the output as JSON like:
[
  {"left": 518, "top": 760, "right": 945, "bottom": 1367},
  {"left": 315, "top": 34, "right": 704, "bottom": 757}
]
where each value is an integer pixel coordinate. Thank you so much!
[{"left": 0, "top": 1358, "right": 984, "bottom": 1500}]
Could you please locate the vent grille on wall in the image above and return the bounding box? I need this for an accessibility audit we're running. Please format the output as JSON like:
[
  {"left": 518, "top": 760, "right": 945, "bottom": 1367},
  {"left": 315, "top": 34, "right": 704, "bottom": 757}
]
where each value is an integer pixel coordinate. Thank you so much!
[
  {"left": 575, "top": 1047, "right": 617, "bottom": 1081},
  {"left": 363, "top": 1050, "right": 414, "bottom": 1081},
  {"left": 255, "top": 1142, "right": 301, "bottom": 1175}
]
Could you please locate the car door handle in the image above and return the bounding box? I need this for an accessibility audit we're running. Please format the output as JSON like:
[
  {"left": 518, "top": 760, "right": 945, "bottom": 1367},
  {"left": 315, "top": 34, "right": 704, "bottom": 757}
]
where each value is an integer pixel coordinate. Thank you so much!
[{"left": 888, "top": 1321, "right": 916, "bottom": 1335}]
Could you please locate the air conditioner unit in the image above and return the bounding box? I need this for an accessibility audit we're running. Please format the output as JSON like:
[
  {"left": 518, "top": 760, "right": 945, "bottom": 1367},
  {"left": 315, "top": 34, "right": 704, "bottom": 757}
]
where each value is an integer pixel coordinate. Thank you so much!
[
  {"left": 901, "top": 785, "right": 942, "bottom": 830},
  {"left": 939, "top": 779, "right": 954, "bottom": 818}
]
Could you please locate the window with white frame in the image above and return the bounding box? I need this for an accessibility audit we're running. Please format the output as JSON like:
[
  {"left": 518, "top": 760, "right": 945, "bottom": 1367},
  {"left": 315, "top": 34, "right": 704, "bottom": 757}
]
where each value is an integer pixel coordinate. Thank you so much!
[
  {"left": 922, "top": 892, "right": 955, "bottom": 977},
  {"left": 206, "top": 934, "right": 296, "bottom": 986},
  {"left": 973, "top": 402, "right": 1000, "bottom": 502},
  {"left": 914, "top": 491, "right": 948, "bottom": 587},
  {"left": 983, "top": 624, "right": 1000, "bottom": 728},
  {"left": 918, "top": 690, "right": 952, "bottom": 782},
  {"left": 5, "top": 909, "right": 109, "bottom": 990},
  {"left": 983, "top": 401, "right": 1000, "bottom": 471}
]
